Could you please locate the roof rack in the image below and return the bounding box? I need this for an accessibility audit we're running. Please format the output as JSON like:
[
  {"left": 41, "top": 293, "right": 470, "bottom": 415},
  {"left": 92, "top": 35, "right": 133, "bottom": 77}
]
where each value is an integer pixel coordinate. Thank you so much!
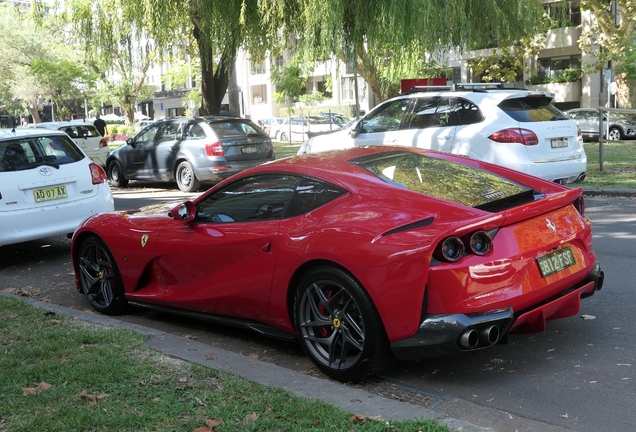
[
  {"left": 408, "top": 85, "right": 451, "bottom": 94},
  {"left": 451, "top": 82, "right": 505, "bottom": 91}
]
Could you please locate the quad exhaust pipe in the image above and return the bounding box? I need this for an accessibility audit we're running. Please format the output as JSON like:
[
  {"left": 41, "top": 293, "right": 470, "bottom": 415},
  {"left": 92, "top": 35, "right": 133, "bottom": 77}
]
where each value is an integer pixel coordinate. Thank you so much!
[{"left": 459, "top": 325, "right": 501, "bottom": 349}]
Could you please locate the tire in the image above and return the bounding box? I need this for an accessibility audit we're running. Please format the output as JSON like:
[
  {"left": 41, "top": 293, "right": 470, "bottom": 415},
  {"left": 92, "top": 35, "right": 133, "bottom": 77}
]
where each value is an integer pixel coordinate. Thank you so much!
[
  {"left": 76, "top": 235, "right": 127, "bottom": 315},
  {"left": 607, "top": 127, "right": 622, "bottom": 141},
  {"left": 280, "top": 132, "right": 288, "bottom": 142},
  {"left": 176, "top": 160, "right": 201, "bottom": 192},
  {"left": 107, "top": 160, "right": 129, "bottom": 188},
  {"left": 293, "top": 266, "right": 394, "bottom": 382}
]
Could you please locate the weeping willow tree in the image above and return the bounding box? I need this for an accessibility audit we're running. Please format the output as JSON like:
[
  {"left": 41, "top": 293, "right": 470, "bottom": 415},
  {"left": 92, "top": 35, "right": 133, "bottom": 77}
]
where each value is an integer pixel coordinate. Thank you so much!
[
  {"left": 262, "top": 0, "right": 547, "bottom": 101},
  {"left": 46, "top": 0, "right": 164, "bottom": 124}
]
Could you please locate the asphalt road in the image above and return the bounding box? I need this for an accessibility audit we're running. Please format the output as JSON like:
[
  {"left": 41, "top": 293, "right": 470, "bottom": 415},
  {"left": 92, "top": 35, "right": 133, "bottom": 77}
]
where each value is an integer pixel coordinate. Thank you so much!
[{"left": 1, "top": 184, "right": 634, "bottom": 432}]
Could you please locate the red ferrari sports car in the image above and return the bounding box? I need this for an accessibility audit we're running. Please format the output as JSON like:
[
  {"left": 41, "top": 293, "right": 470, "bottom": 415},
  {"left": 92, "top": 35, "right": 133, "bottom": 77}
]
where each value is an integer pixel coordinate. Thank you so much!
[{"left": 71, "top": 146, "right": 603, "bottom": 382}]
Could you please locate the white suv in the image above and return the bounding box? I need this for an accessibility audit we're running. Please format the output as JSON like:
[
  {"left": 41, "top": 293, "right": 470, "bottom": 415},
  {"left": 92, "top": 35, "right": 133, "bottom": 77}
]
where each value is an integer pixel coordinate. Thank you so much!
[{"left": 298, "top": 84, "right": 587, "bottom": 184}]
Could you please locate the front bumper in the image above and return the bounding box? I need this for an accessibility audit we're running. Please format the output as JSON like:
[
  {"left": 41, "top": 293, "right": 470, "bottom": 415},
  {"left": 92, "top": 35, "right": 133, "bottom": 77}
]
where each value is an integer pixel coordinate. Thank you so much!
[{"left": 391, "top": 262, "right": 604, "bottom": 361}]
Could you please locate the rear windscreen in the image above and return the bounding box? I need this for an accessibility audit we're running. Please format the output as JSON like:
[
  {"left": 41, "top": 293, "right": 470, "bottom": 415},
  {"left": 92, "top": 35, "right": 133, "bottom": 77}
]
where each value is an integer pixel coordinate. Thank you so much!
[
  {"left": 0, "top": 135, "right": 85, "bottom": 172},
  {"left": 499, "top": 96, "right": 569, "bottom": 122},
  {"left": 208, "top": 120, "right": 268, "bottom": 139},
  {"left": 350, "top": 150, "right": 533, "bottom": 211}
]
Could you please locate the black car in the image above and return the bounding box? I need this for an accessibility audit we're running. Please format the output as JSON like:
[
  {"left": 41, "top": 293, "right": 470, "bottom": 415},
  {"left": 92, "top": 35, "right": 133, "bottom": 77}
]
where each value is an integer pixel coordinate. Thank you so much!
[
  {"left": 106, "top": 116, "right": 275, "bottom": 192},
  {"left": 566, "top": 108, "right": 636, "bottom": 141}
]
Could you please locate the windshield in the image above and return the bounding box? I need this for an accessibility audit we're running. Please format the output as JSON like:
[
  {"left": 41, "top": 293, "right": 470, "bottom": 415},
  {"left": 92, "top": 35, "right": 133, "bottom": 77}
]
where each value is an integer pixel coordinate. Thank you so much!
[{"left": 350, "top": 150, "right": 533, "bottom": 211}]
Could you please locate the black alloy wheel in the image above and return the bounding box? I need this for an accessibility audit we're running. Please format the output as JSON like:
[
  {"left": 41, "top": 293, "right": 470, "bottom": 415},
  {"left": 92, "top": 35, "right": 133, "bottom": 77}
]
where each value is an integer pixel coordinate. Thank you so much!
[
  {"left": 77, "top": 235, "right": 127, "bottom": 315},
  {"left": 293, "top": 266, "right": 394, "bottom": 382}
]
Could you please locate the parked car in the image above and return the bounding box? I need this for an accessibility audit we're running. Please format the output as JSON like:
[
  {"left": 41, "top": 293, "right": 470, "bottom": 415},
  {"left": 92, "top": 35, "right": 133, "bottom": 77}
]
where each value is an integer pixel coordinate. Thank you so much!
[
  {"left": 26, "top": 121, "right": 109, "bottom": 167},
  {"left": 271, "top": 116, "right": 341, "bottom": 141},
  {"left": 298, "top": 83, "right": 587, "bottom": 184},
  {"left": 106, "top": 116, "right": 275, "bottom": 192},
  {"left": 0, "top": 128, "right": 114, "bottom": 247},
  {"left": 258, "top": 117, "right": 284, "bottom": 138},
  {"left": 565, "top": 108, "right": 636, "bottom": 141},
  {"left": 71, "top": 146, "right": 603, "bottom": 382}
]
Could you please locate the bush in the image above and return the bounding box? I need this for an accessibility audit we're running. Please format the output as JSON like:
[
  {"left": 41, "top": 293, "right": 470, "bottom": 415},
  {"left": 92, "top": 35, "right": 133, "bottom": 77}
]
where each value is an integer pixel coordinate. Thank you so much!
[{"left": 525, "top": 68, "right": 582, "bottom": 86}]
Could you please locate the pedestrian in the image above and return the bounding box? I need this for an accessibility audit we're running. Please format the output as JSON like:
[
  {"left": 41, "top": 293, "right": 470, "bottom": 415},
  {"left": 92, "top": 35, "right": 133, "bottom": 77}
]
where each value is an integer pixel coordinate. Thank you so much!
[
  {"left": 20, "top": 116, "right": 28, "bottom": 127},
  {"left": 219, "top": 105, "right": 231, "bottom": 116},
  {"left": 93, "top": 113, "right": 108, "bottom": 137}
]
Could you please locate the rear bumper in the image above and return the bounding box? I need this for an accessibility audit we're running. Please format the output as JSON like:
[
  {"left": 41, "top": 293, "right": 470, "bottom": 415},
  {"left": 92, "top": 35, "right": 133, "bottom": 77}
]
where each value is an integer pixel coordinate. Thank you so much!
[
  {"left": 194, "top": 157, "right": 275, "bottom": 182},
  {"left": 391, "top": 262, "right": 603, "bottom": 361}
]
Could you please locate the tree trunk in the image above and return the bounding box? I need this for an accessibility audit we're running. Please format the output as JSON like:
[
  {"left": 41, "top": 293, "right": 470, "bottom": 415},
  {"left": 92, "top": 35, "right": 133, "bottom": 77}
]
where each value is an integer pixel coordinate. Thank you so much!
[
  {"left": 615, "top": 73, "right": 633, "bottom": 109},
  {"left": 27, "top": 102, "right": 41, "bottom": 123},
  {"left": 228, "top": 58, "right": 240, "bottom": 116},
  {"left": 193, "top": 21, "right": 236, "bottom": 116}
]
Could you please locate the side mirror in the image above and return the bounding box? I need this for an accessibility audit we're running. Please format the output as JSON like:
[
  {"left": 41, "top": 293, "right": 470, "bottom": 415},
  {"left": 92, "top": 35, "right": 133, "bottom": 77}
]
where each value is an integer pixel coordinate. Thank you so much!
[
  {"left": 350, "top": 120, "right": 363, "bottom": 139},
  {"left": 169, "top": 201, "right": 196, "bottom": 221},
  {"left": 126, "top": 137, "right": 134, "bottom": 146}
]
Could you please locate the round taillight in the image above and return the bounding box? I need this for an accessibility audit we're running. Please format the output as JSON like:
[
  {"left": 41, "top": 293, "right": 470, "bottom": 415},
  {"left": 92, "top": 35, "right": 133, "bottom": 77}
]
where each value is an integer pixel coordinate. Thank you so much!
[
  {"left": 469, "top": 231, "right": 492, "bottom": 255},
  {"left": 440, "top": 237, "right": 465, "bottom": 262}
]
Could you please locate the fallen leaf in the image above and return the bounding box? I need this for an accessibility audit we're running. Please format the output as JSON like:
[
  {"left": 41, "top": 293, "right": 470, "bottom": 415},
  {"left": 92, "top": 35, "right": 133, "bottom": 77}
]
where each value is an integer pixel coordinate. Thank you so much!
[
  {"left": 151, "top": 397, "right": 160, "bottom": 403},
  {"left": 192, "top": 428, "right": 212, "bottom": 432},
  {"left": 268, "top": 413, "right": 277, "bottom": 418},
  {"left": 204, "top": 418, "right": 223, "bottom": 428},
  {"left": 36, "top": 382, "right": 52, "bottom": 391},
  {"left": 561, "top": 413, "right": 569, "bottom": 418},
  {"left": 195, "top": 397, "right": 206, "bottom": 406},
  {"left": 368, "top": 415, "right": 383, "bottom": 422},
  {"left": 21, "top": 387, "right": 37, "bottom": 395},
  {"left": 49, "top": 319, "right": 63, "bottom": 324},
  {"left": 249, "top": 353, "right": 261, "bottom": 360},
  {"left": 205, "top": 354, "right": 217, "bottom": 361},
  {"left": 242, "top": 412, "right": 258, "bottom": 424},
  {"left": 350, "top": 414, "right": 366, "bottom": 424},
  {"left": 184, "top": 334, "right": 198, "bottom": 340},
  {"left": 264, "top": 404, "right": 272, "bottom": 411}
]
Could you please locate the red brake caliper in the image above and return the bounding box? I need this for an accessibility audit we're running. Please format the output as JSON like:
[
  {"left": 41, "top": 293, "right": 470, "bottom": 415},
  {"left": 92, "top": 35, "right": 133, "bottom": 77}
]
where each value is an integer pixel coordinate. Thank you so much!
[{"left": 318, "top": 289, "right": 333, "bottom": 337}]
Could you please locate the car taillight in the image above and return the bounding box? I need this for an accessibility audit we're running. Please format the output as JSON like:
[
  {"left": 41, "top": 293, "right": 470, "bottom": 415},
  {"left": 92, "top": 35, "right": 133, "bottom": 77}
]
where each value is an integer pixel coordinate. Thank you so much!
[
  {"left": 99, "top": 138, "right": 109, "bottom": 148},
  {"left": 573, "top": 195, "right": 585, "bottom": 216},
  {"left": 89, "top": 163, "right": 108, "bottom": 184},
  {"left": 576, "top": 126, "right": 583, "bottom": 143},
  {"left": 435, "top": 237, "right": 465, "bottom": 262},
  {"left": 489, "top": 128, "right": 539, "bottom": 146},
  {"left": 205, "top": 141, "right": 224, "bottom": 156}
]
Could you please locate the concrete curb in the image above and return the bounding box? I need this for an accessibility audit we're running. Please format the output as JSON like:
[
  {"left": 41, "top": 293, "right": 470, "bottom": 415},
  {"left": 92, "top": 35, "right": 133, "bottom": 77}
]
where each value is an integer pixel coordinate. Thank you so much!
[
  {"left": 1, "top": 291, "right": 493, "bottom": 432},
  {"left": 582, "top": 188, "right": 636, "bottom": 197}
]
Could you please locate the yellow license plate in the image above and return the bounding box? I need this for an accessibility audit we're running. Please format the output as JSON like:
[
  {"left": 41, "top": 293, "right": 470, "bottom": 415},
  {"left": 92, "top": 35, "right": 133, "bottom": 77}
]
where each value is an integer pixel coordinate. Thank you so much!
[
  {"left": 34, "top": 186, "right": 68, "bottom": 202},
  {"left": 537, "top": 246, "right": 576, "bottom": 277}
]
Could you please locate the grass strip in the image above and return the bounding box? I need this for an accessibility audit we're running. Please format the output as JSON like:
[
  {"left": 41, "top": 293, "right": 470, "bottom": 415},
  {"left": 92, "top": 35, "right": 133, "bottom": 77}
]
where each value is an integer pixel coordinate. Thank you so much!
[
  {"left": 0, "top": 296, "right": 448, "bottom": 432},
  {"left": 583, "top": 142, "right": 636, "bottom": 190}
]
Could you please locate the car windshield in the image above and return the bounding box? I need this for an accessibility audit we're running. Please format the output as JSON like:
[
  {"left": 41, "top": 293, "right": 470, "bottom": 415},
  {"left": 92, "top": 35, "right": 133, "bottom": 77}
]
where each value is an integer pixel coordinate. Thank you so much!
[
  {"left": 350, "top": 150, "right": 534, "bottom": 211},
  {"left": 499, "top": 96, "right": 568, "bottom": 122},
  {"left": 0, "top": 135, "right": 85, "bottom": 172},
  {"left": 208, "top": 120, "right": 268, "bottom": 138}
]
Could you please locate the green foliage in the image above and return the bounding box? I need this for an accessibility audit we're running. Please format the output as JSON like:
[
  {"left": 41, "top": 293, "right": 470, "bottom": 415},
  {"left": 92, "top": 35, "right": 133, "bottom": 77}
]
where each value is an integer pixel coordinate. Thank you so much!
[
  {"left": 271, "top": 63, "right": 307, "bottom": 105},
  {"left": 467, "top": 49, "right": 525, "bottom": 83}
]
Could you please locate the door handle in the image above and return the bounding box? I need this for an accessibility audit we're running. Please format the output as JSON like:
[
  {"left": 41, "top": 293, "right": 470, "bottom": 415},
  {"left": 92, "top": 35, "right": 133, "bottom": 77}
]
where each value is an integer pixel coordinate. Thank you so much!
[{"left": 260, "top": 242, "right": 272, "bottom": 253}]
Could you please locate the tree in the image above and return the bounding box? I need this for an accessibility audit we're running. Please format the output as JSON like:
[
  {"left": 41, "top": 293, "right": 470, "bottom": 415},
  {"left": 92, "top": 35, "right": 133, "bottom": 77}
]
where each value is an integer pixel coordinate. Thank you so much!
[
  {"left": 579, "top": 0, "right": 636, "bottom": 108},
  {"left": 0, "top": 4, "right": 68, "bottom": 122},
  {"left": 264, "top": 0, "right": 547, "bottom": 101},
  {"left": 55, "top": 0, "right": 168, "bottom": 124}
]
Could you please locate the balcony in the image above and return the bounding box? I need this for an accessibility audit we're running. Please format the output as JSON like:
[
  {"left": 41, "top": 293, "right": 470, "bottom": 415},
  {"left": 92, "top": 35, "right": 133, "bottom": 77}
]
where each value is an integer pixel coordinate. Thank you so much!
[
  {"left": 544, "top": 26, "right": 581, "bottom": 50},
  {"left": 526, "top": 81, "right": 582, "bottom": 103}
]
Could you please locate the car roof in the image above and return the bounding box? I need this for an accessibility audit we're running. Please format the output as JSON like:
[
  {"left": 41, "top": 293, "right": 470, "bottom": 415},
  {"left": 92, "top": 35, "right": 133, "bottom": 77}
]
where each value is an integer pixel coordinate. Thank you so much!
[
  {"left": 28, "top": 121, "right": 97, "bottom": 129},
  {"left": 0, "top": 128, "right": 67, "bottom": 140}
]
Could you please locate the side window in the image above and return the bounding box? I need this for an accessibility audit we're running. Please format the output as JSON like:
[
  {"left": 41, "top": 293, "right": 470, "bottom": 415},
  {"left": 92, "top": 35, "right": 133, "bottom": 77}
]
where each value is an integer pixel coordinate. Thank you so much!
[
  {"left": 360, "top": 99, "right": 410, "bottom": 133},
  {"left": 568, "top": 111, "right": 581, "bottom": 120},
  {"left": 406, "top": 97, "right": 459, "bottom": 129},
  {"left": 155, "top": 122, "right": 183, "bottom": 141},
  {"left": 285, "top": 178, "right": 347, "bottom": 218},
  {"left": 136, "top": 124, "right": 162, "bottom": 142},
  {"left": 195, "top": 174, "right": 299, "bottom": 223},
  {"left": 185, "top": 123, "right": 207, "bottom": 140},
  {"left": 453, "top": 98, "right": 484, "bottom": 126}
]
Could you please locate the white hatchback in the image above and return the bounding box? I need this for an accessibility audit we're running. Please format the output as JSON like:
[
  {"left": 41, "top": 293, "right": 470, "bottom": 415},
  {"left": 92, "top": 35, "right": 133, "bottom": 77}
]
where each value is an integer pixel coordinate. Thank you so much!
[
  {"left": 298, "top": 84, "right": 587, "bottom": 184},
  {"left": 0, "top": 128, "right": 114, "bottom": 247},
  {"left": 27, "top": 121, "right": 110, "bottom": 167}
]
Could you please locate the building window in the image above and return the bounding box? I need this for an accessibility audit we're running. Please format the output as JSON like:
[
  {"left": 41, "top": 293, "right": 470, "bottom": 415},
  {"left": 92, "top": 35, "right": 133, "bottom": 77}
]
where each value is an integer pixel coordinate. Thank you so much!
[
  {"left": 251, "top": 60, "right": 266, "bottom": 76},
  {"left": 341, "top": 77, "right": 367, "bottom": 103},
  {"left": 273, "top": 55, "right": 284, "bottom": 67},
  {"left": 538, "top": 55, "right": 581, "bottom": 79},
  {"left": 451, "top": 67, "right": 461, "bottom": 84}
]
